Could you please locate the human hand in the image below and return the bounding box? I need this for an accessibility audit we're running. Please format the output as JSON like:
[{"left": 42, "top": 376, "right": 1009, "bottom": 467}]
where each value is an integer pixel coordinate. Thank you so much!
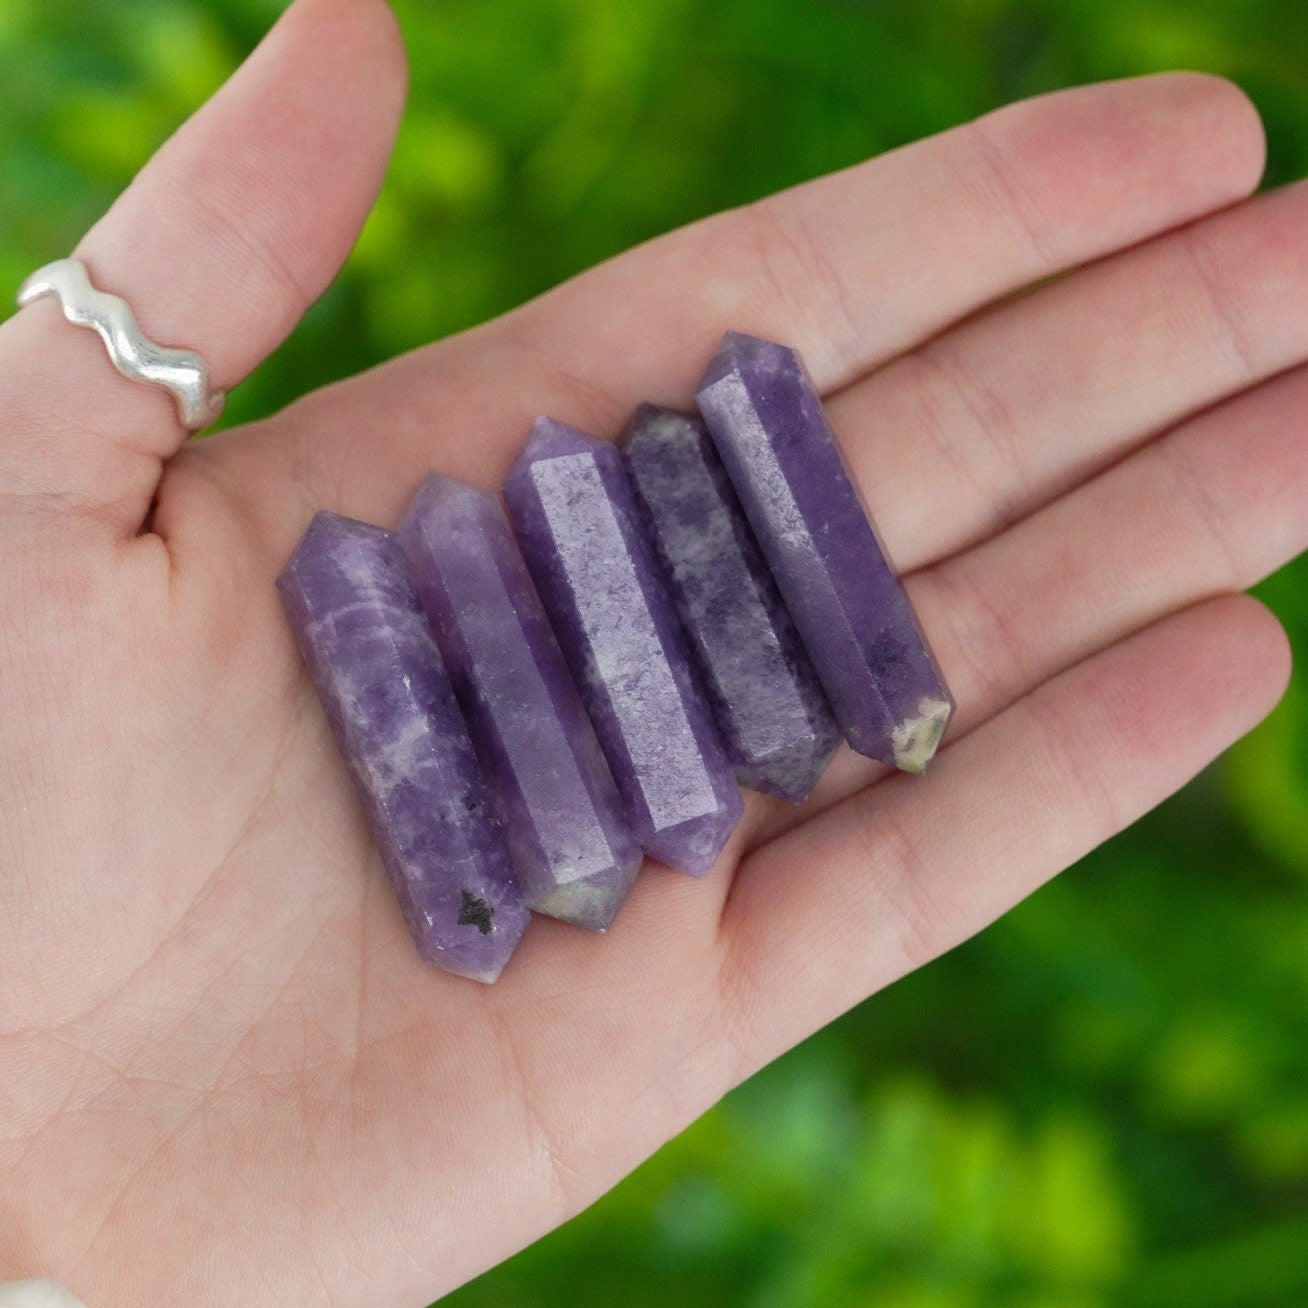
[{"left": 1, "top": 1, "right": 1303, "bottom": 1304}]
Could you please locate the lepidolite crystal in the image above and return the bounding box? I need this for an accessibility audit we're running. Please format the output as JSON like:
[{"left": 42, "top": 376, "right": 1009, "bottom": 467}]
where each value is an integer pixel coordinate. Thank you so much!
[
  {"left": 697, "top": 333, "right": 954, "bottom": 773},
  {"left": 623, "top": 404, "right": 840, "bottom": 802},
  {"left": 277, "top": 511, "right": 530, "bottom": 982},
  {"left": 503, "top": 417, "right": 743, "bottom": 877},
  {"left": 399, "top": 474, "right": 642, "bottom": 932}
]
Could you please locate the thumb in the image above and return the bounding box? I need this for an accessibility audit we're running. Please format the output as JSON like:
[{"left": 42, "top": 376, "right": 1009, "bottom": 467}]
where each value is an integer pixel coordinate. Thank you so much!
[{"left": 0, "top": 0, "right": 406, "bottom": 539}]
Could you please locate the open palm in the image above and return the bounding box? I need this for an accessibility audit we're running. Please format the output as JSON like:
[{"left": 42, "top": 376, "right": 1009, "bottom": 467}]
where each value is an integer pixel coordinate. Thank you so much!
[{"left": 2, "top": 3, "right": 1304, "bottom": 1304}]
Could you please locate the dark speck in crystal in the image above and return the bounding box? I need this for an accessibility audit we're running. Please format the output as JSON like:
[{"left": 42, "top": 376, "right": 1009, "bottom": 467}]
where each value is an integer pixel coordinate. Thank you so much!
[{"left": 458, "top": 890, "right": 494, "bottom": 934}]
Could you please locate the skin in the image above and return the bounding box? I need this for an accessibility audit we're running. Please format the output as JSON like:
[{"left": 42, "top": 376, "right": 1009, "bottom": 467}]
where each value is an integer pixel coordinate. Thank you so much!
[{"left": 0, "top": 1, "right": 1304, "bottom": 1303}]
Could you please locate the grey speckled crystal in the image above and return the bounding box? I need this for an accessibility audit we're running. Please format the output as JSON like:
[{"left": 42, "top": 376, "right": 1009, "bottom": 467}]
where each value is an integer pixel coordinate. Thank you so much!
[
  {"left": 277, "top": 511, "right": 530, "bottom": 982},
  {"left": 399, "top": 474, "right": 642, "bottom": 932},
  {"left": 503, "top": 417, "right": 743, "bottom": 877},
  {"left": 623, "top": 404, "right": 840, "bottom": 802},
  {"left": 697, "top": 333, "right": 954, "bottom": 773}
]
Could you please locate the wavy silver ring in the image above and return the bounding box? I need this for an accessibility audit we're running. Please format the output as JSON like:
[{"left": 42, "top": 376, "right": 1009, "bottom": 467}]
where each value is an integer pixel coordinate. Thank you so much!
[{"left": 16, "top": 258, "right": 225, "bottom": 430}]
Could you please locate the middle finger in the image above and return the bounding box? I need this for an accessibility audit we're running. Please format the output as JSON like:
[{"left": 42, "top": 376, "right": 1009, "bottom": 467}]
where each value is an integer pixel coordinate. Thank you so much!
[{"left": 830, "top": 178, "right": 1308, "bottom": 576}]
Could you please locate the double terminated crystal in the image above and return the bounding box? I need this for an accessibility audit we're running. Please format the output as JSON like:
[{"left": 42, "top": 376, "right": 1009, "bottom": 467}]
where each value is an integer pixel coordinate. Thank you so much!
[
  {"left": 624, "top": 404, "right": 840, "bottom": 802},
  {"left": 504, "top": 417, "right": 743, "bottom": 877},
  {"left": 399, "top": 474, "right": 641, "bottom": 932},
  {"left": 698, "top": 333, "right": 953, "bottom": 773},
  {"left": 277, "top": 513, "right": 530, "bottom": 983}
]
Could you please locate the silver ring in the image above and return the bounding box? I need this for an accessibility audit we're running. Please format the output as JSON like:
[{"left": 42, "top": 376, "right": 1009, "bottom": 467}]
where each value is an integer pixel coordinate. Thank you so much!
[{"left": 16, "top": 258, "right": 225, "bottom": 430}]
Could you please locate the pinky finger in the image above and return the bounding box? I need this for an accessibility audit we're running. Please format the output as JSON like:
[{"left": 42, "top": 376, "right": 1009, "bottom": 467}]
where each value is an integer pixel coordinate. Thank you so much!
[{"left": 717, "top": 594, "right": 1291, "bottom": 1074}]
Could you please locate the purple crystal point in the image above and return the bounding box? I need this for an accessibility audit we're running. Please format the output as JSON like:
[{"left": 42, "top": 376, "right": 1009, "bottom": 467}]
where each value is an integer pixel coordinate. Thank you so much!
[
  {"left": 697, "top": 333, "right": 954, "bottom": 773},
  {"left": 503, "top": 417, "right": 744, "bottom": 877},
  {"left": 277, "top": 511, "right": 529, "bottom": 982},
  {"left": 399, "top": 473, "right": 642, "bottom": 932},
  {"left": 623, "top": 404, "right": 840, "bottom": 802}
]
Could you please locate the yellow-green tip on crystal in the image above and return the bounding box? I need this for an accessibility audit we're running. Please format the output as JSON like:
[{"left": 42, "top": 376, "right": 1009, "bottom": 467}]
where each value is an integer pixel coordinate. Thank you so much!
[
  {"left": 891, "top": 697, "right": 953, "bottom": 774},
  {"left": 697, "top": 333, "right": 956, "bottom": 773}
]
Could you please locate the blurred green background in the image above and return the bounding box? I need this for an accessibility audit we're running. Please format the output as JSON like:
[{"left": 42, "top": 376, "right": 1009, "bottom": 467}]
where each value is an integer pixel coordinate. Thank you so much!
[{"left": 3, "top": 0, "right": 1307, "bottom": 1304}]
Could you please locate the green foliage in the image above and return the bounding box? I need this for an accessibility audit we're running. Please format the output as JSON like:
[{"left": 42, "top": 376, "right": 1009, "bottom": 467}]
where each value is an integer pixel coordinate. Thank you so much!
[{"left": 1, "top": 1, "right": 1305, "bottom": 1305}]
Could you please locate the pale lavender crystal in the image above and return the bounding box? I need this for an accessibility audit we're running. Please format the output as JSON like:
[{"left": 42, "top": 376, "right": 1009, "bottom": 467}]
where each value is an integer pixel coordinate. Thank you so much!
[
  {"left": 399, "top": 474, "right": 642, "bottom": 932},
  {"left": 622, "top": 404, "right": 840, "bottom": 802},
  {"left": 277, "top": 511, "right": 529, "bottom": 982},
  {"left": 697, "top": 333, "right": 954, "bottom": 773},
  {"left": 503, "top": 417, "right": 743, "bottom": 877}
]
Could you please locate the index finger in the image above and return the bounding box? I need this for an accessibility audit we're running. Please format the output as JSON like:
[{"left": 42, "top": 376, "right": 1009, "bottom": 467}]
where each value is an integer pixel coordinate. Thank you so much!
[{"left": 516, "top": 71, "right": 1266, "bottom": 402}]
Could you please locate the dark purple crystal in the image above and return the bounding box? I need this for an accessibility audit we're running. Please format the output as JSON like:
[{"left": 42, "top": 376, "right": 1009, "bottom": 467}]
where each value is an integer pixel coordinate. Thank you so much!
[
  {"left": 503, "top": 417, "right": 743, "bottom": 877},
  {"left": 277, "top": 511, "right": 530, "bottom": 981},
  {"left": 623, "top": 404, "right": 840, "bottom": 802},
  {"left": 697, "top": 333, "right": 953, "bottom": 772}
]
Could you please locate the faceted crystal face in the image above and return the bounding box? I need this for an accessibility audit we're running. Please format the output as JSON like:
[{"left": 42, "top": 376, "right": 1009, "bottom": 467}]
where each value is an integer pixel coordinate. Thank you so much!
[
  {"left": 277, "top": 511, "right": 530, "bottom": 982},
  {"left": 399, "top": 473, "right": 642, "bottom": 932},
  {"left": 623, "top": 404, "right": 840, "bottom": 802},
  {"left": 697, "top": 333, "right": 954, "bottom": 773},
  {"left": 503, "top": 416, "right": 743, "bottom": 877}
]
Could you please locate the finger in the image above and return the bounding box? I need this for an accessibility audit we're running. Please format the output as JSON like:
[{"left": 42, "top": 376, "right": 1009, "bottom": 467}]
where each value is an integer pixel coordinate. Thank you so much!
[
  {"left": 0, "top": 0, "right": 405, "bottom": 538},
  {"left": 213, "top": 71, "right": 1264, "bottom": 548},
  {"left": 826, "top": 175, "right": 1308, "bottom": 575},
  {"left": 747, "top": 355, "right": 1308, "bottom": 849},
  {"left": 718, "top": 595, "right": 1291, "bottom": 1075},
  {"left": 515, "top": 70, "right": 1265, "bottom": 401}
]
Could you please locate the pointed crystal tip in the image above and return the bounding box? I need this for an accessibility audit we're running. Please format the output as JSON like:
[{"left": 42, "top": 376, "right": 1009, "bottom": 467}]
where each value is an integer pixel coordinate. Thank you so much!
[
  {"left": 622, "top": 403, "right": 705, "bottom": 454},
  {"left": 515, "top": 415, "right": 606, "bottom": 469},
  {"left": 699, "top": 330, "right": 797, "bottom": 391},
  {"left": 403, "top": 471, "right": 499, "bottom": 539},
  {"left": 531, "top": 860, "right": 641, "bottom": 932},
  {"left": 290, "top": 509, "right": 386, "bottom": 556},
  {"left": 736, "top": 733, "right": 841, "bottom": 805},
  {"left": 891, "top": 697, "right": 953, "bottom": 774},
  {"left": 412, "top": 469, "right": 496, "bottom": 507},
  {"left": 278, "top": 512, "right": 394, "bottom": 600},
  {"left": 624, "top": 400, "right": 667, "bottom": 430}
]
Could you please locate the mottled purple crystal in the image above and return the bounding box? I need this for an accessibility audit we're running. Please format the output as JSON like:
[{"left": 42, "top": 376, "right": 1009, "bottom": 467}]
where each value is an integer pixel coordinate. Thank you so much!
[
  {"left": 399, "top": 474, "right": 642, "bottom": 932},
  {"left": 277, "top": 511, "right": 530, "bottom": 982},
  {"left": 697, "top": 333, "right": 954, "bottom": 772},
  {"left": 503, "top": 417, "right": 743, "bottom": 876},
  {"left": 623, "top": 404, "right": 840, "bottom": 802}
]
